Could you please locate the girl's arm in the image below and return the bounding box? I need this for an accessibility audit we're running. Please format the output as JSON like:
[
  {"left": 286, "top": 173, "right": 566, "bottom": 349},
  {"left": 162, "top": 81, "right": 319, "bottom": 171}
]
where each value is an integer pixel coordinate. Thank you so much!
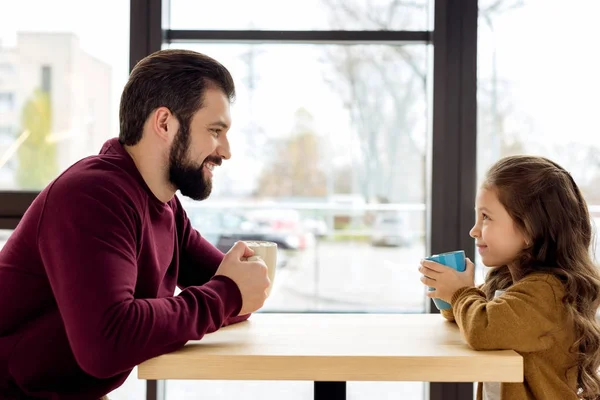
[
  {"left": 451, "top": 274, "right": 563, "bottom": 352},
  {"left": 440, "top": 284, "right": 485, "bottom": 323}
]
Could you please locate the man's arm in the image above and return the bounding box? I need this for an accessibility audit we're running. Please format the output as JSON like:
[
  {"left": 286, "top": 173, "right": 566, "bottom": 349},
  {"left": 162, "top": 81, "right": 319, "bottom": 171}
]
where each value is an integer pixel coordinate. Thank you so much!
[
  {"left": 451, "top": 275, "right": 563, "bottom": 352},
  {"left": 173, "top": 197, "right": 251, "bottom": 328},
  {"left": 37, "top": 178, "right": 243, "bottom": 379}
]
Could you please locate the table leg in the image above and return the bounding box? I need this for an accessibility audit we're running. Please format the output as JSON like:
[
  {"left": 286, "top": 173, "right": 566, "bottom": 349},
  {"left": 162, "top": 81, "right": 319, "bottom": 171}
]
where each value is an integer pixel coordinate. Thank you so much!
[
  {"left": 146, "top": 380, "right": 165, "bottom": 400},
  {"left": 314, "top": 381, "right": 346, "bottom": 400}
]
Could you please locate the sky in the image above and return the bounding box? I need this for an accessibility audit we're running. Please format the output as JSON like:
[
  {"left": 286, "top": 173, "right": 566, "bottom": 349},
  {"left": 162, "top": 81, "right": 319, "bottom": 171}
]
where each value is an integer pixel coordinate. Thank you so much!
[{"left": 478, "top": 0, "right": 600, "bottom": 146}]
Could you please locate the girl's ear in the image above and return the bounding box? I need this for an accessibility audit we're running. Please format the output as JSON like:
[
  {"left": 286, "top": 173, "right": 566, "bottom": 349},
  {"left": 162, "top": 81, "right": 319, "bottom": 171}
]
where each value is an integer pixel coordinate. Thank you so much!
[{"left": 519, "top": 226, "right": 533, "bottom": 249}]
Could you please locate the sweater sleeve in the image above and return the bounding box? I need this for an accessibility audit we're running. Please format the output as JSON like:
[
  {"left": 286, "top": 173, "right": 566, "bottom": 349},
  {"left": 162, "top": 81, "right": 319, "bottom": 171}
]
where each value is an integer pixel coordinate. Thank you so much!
[
  {"left": 451, "top": 275, "right": 563, "bottom": 352},
  {"left": 439, "top": 284, "right": 484, "bottom": 323},
  {"left": 440, "top": 308, "right": 455, "bottom": 322},
  {"left": 36, "top": 178, "right": 243, "bottom": 379},
  {"left": 172, "top": 197, "right": 251, "bottom": 329}
]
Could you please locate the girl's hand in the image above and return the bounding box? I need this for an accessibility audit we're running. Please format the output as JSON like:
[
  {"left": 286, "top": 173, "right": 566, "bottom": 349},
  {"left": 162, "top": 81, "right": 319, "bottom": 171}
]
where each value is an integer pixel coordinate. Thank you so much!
[{"left": 419, "top": 257, "right": 475, "bottom": 303}]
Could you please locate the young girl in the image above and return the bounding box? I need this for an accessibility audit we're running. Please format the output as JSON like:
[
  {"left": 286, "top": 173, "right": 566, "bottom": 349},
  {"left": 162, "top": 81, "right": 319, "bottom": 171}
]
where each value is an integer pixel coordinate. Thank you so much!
[{"left": 419, "top": 155, "right": 600, "bottom": 400}]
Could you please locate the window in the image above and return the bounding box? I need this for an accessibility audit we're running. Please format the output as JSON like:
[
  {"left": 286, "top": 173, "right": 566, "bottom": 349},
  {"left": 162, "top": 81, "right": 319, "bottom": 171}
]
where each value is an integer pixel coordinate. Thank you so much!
[
  {"left": 41, "top": 65, "right": 52, "bottom": 93},
  {"left": 0, "top": 230, "right": 11, "bottom": 251},
  {"left": 0, "top": 92, "right": 14, "bottom": 112},
  {"left": 0, "top": 63, "right": 16, "bottom": 74},
  {"left": 166, "top": 40, "right": 429, "bottom": 315},
  {"left": 476, "top": 0, "right": 600, "bottom": 278},
  {"left": 0, "top": 126, "right": 13, "bottom": 136},
  {"left": 0, "top": 0, "right": 129, "bottom": 191},
  {"left": 0, "top": 1, "right": 137, "bottom": 398},
  {"left": 169, "top": 0, "right": 431, "bottom": 31}
]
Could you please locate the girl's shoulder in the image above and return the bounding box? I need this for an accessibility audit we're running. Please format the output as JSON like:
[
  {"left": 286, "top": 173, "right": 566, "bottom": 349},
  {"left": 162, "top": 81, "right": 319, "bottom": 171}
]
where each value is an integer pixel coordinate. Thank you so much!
[
  {"left": 520, "top": 272, "right": 563, "bottom": 284},
  {"left": 508, "top": 272, "right": 565, "bottom": 299}
]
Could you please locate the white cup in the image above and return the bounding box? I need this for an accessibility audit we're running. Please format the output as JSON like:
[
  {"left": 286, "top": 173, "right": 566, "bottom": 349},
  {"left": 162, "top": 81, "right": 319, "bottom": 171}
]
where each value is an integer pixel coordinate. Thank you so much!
[{"left": 243, "top": 241, "right": 278, "bottom": 296}]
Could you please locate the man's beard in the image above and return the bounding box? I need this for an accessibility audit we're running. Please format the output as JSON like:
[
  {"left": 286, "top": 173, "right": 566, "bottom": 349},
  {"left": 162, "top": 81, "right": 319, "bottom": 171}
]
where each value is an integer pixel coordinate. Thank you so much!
[{"left": 168, "top": 124, "right": 221, "bottom": 201}]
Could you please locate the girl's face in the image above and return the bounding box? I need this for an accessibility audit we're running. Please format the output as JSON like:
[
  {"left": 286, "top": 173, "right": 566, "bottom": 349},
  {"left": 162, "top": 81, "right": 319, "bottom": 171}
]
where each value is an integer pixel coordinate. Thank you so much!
[{"left": 469, "top": 188, "right": 528, "bottom": 268}]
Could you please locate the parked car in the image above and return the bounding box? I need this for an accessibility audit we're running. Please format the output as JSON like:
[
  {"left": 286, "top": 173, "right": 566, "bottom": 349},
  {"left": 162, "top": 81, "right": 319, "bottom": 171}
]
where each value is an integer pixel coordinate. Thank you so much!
[
  {"left": 302, "top": 217, "right": 328, "bottom": 239},
  {"left": 370, "top": 213, "right": 412, "bottom": 247},
  {"left": 184, "top": 207, "right": 303, "bottom": 268}
]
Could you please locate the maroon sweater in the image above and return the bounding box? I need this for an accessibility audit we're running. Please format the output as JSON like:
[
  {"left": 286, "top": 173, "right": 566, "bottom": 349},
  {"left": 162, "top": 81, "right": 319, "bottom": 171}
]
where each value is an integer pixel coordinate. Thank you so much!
[{"left": 0, "top": 138, "right": 247, "bottom": 399}]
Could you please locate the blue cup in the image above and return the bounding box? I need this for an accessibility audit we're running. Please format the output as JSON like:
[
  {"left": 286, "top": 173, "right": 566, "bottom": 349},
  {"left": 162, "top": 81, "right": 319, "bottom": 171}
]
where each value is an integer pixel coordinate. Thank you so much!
[{"left": 426, "top": 250, "right": 466, "bottom": 310}]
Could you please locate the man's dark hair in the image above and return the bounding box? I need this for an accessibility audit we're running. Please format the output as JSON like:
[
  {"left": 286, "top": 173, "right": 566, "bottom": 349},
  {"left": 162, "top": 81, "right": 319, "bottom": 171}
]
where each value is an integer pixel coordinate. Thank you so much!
[{"left": 119, "top": 49, "right": 235, "bottom": 145}]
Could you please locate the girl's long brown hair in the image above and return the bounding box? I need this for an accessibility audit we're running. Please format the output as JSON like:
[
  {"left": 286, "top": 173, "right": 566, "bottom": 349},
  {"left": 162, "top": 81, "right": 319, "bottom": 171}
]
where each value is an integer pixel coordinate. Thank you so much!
[{"left": 481, "top": 155, "right": 600, "bottom": 399}]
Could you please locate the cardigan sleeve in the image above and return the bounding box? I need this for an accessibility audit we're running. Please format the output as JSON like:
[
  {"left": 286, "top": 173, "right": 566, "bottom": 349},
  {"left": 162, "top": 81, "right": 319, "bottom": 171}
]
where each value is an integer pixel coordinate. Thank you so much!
[{"left": 451, "top": 274, "right": 564, "bottom": 352}]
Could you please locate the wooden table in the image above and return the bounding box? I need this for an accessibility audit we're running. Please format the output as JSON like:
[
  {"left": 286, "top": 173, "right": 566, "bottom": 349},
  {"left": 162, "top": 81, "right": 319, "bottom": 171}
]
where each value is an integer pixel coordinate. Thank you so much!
[{"left": 138, "top": 313, "right": 523, "bottom": 400}]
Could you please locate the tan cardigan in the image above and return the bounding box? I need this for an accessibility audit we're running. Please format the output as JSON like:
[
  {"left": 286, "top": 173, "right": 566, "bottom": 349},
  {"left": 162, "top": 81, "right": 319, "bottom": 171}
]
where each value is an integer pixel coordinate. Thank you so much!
[{"left": 442, "top": 273, "right": 579, "bottom": 400}]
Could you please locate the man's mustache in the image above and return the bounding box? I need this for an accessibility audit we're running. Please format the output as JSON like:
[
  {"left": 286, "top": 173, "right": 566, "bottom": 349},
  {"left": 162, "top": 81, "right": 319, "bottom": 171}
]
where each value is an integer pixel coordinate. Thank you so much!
[{"left": 203, "top": 156, "right": 222, "bottom": 167}]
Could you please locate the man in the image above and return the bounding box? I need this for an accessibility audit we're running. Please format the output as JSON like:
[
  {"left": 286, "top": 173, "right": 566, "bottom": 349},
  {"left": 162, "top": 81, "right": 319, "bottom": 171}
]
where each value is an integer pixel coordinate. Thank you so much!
[{"left": 0, "top": 49, "right": 270, "bottom": 399}]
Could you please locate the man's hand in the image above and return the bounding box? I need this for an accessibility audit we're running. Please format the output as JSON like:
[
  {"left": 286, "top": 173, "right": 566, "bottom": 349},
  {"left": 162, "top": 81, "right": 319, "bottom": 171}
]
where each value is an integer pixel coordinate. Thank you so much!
[
  {"left": 419, "top": 257, "right": 475, "bottom": 303},
  {"left": 215, "top": 241, "right": 270, "bottom": 315}
]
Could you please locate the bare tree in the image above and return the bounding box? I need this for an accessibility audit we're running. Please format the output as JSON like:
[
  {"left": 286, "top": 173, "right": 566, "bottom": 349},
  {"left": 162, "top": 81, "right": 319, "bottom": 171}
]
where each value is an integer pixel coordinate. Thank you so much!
[
  {"left": 255, "top": 108, "right": 328, "bottom": 197},
  {"left": 478, "top": 0, "right": 527, "bottom": 172},
  {"left": 321, "top": 0, "right": 427, "bottom": 203},
  {"left": 321, "top": 0, "right": 529, "bottom": 203}
]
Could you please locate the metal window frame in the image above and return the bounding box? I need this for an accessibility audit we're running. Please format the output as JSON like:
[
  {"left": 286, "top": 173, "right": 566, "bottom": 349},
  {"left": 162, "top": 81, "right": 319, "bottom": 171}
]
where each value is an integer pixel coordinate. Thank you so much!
[
  {"left": 166, "top": 29, "right": 432, "bottom": 44},
  {"left": 0, "top": 191, "right": 38, "bottom": 229},
  {"left": 130, "top": 0, "right": 164, "bottom": 70},
  {"left": 0, "top": 0, "right": 477, "bottom": 399},
  {"left": 428, "top": 0, "right": 477, "bottom": 398}
]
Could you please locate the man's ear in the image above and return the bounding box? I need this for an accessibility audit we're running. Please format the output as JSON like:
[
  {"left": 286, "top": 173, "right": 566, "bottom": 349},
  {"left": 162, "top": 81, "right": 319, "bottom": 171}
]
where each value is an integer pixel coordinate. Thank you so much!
[{"left": 151, "top": 107, "right": 178, "bottom": 142}]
